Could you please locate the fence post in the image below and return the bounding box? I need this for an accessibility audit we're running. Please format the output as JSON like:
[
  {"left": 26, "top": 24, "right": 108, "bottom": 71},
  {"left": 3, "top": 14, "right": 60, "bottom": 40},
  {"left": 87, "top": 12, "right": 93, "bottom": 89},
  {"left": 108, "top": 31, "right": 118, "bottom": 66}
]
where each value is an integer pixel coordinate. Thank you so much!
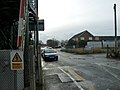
[{"left": 106, "top": 45, "right": 109, "bottom": 58}]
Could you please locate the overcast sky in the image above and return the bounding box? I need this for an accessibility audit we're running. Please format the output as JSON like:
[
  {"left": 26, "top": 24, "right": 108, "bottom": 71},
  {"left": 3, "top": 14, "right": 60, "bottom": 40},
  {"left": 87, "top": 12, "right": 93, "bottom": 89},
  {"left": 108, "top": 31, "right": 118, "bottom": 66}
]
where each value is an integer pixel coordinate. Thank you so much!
[{"left": 38, "top": 0, "right": 120, "bottom": 43}]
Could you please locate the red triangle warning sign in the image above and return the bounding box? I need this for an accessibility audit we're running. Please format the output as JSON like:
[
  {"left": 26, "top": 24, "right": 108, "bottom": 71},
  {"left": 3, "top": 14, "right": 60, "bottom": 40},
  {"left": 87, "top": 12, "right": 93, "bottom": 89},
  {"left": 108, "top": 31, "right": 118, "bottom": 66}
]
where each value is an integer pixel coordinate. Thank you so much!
[{"left": 12, "top": 53, "right": 22, "bottom": 62}]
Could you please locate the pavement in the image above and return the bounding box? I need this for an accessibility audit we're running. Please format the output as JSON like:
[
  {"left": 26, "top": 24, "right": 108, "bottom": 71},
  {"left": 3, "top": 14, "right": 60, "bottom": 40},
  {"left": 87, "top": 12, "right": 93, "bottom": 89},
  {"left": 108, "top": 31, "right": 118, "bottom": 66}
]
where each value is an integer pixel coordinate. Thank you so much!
[{"left": 43, "top": 67, "right": 91, "bottom": 90}]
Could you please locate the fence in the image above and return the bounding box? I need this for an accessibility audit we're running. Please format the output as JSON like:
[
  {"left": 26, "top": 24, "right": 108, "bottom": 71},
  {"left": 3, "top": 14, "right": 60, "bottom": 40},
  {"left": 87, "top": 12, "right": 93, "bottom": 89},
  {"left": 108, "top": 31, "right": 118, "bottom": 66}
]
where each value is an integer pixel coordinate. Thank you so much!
[
  {"left": 0, "top": 50, "right": 24, "bottom": 90},
  {"left": 87, "top": 41, "right": 119, "bottom": 48}
]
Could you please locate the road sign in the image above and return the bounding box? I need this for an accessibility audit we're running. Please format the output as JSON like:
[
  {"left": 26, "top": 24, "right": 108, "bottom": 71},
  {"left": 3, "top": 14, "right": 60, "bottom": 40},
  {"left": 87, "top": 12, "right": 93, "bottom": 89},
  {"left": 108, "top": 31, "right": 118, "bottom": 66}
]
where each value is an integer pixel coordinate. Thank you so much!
[
  {"left": 38, "top": 19, "right": 44, "bottom": 31},
  {"left": 12, "top": 63, "right": 23, "bottom": 70},
  {"left": 12, "top": 53, "right": 22, "bottom": 62},
  {"left": 10, "top": 50, "right": 24, "bottom": 70}
]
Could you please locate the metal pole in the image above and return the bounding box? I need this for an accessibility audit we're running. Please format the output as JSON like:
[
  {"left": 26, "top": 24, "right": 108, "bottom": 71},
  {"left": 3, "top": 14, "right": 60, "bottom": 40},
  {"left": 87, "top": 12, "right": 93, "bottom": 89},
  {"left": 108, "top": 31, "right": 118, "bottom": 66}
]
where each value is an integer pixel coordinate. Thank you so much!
[
  {"left": 24, "top": 0, "right": 30, "bottom": 87},
  {"left": 113, "top": 4, "right": 117, "bottom": 54},
  {"left": 36, "top": 0, "right": 43, "bottom": 86},
  {"left": 33, "top": 55, "right": 36, "bottom": 90},
  {"left": 14, "top": 71, "right": 17, "bottom": 90},
  {"left": 28, "top": 45, "right": 36, "bottom": 90},
  {"left": 38, "top": 45, "right": 43, "bottom": 85}
]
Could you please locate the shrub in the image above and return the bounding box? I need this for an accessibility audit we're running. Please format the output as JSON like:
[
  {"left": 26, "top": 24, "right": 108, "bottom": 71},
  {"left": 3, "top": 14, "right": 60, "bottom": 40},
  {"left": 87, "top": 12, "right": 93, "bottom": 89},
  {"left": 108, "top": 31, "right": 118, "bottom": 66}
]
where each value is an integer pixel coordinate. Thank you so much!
[{"left": 61, "top": 48, "right": 106, "bottom": 54}]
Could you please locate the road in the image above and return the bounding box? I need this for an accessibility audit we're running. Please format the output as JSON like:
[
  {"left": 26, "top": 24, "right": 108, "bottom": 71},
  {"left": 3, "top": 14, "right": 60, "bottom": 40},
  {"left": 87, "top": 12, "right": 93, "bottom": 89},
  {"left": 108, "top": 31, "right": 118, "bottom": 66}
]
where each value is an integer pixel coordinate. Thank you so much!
[{"left": 42, "top": 49, "right": 120, "bottom": 90}]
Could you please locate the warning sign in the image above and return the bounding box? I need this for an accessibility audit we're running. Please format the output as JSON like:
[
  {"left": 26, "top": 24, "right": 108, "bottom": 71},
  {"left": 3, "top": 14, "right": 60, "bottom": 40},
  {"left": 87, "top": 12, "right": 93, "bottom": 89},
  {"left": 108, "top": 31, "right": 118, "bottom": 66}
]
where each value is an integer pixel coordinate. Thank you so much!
[
  {"left": 12, "top": 63, "right": 23, "bottom": 70},
  {"left": 10, "top": 50, "right": 24, "bottom": 70},
  {"left": 12, "top": 53, "right": 22, "bottom": 62}
]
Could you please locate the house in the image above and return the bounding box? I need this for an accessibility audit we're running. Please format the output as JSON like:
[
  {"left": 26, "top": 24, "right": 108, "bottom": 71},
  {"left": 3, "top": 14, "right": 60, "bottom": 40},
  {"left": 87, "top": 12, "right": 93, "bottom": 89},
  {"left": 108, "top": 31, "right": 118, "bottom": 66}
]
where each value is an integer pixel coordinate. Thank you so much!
[
  {"left": 67, "top": 30, "right": 95, "bottom": 48},
  {"left": 68, "top": 30, "right": 120, "bottom": 48},
  {"left": 70, "top": 30, "right": 95, "bottom": 41}
]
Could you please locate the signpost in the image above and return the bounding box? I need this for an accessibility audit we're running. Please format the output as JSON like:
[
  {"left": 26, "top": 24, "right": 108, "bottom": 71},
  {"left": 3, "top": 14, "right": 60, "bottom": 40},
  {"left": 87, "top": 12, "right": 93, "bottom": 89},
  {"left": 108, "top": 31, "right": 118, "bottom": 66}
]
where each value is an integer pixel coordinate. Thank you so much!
[{"left": 38, "top": 19, "right": 44, "bottom": 31}]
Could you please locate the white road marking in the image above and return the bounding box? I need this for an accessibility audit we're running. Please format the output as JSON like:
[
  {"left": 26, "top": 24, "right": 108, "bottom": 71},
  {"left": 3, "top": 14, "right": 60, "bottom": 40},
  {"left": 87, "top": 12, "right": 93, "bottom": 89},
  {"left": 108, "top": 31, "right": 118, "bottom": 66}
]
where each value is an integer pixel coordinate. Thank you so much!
[
  {"left": 96, "top": 63, "right": 120, "bottom": 81},
  {"left": 67, "top": 68, "right": 85, "bottom": 81},
  {"left": 102, "top": 66, "right": 120, "bottom": 81},
  {"left": 59, "top": 67, "right": 84, "bottom": 90},
  {"left": 95, "top": 63, "right": 120, "bottom": 70}
]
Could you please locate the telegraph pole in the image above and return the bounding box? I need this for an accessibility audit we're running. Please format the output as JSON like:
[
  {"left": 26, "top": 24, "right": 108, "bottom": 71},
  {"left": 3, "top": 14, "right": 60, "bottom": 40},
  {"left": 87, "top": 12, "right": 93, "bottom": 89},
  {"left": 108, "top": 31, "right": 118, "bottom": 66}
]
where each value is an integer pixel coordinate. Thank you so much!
[{"left": 113, "top": 4, "right": 117, "bottom": 54}]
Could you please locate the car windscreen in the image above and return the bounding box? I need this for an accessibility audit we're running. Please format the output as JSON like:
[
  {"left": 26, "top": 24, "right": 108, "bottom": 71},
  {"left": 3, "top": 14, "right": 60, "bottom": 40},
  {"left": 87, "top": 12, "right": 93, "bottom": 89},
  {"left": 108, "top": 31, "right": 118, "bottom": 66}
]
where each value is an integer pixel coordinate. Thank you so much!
[{"left": 44, "top": 49, "right": 56, "bottom": 53}]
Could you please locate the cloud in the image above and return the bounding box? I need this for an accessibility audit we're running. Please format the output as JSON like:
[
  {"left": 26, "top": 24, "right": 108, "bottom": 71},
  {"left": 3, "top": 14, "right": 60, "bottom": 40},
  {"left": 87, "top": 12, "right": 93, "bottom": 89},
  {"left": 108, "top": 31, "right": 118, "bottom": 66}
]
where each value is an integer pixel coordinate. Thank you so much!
[{"left": 38, "top": 0, "right": 120, "bottom": 43}]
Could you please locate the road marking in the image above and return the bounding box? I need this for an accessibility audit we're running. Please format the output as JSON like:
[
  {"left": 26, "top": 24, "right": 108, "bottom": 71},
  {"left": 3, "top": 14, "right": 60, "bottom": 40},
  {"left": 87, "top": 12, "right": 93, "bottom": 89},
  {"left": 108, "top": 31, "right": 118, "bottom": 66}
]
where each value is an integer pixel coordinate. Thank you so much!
[
  {"left": 67, "top": 68, "right": 85, "bottom": 82},
  {"left": 67, "top": 68, "right": 96, "bottom": 90},
  {"left": 58, "top": 73, "right": 73, "bottom": 83},
  {"left": 102, "top": 66, "right": 120, "bottom": 81},
  {"left": 59, "top": 67, "right": 84, "bottom": 90},
  {"left": 88, "top": 85, "right": 96, "bottom": 90},
  {"left": 95, "top": 63, "right": 120, "bottom": 70},
  {"left": 96, "top": 64, "right": 120, "bottom": 81}
]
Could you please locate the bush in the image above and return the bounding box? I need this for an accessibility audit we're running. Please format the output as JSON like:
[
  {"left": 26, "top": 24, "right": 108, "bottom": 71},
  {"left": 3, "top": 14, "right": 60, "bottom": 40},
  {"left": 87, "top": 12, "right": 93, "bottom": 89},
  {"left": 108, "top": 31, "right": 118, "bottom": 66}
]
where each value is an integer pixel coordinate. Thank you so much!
[{"left": 61, "top": 48, "right": 106, "bottom": 54}]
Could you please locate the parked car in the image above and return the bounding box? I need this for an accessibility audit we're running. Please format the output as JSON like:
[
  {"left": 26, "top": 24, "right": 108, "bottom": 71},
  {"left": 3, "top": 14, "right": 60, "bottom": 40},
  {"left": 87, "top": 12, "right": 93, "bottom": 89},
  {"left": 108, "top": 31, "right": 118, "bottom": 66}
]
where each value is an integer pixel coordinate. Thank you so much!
[{"left": 42, "top": 48, "right": 58, "bottom": 61}]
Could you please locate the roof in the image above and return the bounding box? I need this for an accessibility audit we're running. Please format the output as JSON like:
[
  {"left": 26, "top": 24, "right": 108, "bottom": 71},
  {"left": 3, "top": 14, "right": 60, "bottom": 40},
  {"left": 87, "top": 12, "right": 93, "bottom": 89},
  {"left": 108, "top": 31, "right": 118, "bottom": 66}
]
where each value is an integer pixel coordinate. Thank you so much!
[
  {"left": 70, "top": 30, "right": 94, "bottom": 40},
  {"left": 96, "top": 36, "right": 120, "bottom": 41}
]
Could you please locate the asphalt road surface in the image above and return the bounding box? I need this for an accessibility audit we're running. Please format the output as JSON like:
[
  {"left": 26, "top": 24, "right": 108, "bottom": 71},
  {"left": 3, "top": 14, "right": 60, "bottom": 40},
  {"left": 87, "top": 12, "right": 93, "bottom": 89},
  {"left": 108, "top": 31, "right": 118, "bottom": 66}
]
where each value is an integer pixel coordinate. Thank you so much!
[{"left": 42, "top": 49, "right": 120, "bottom": 90}]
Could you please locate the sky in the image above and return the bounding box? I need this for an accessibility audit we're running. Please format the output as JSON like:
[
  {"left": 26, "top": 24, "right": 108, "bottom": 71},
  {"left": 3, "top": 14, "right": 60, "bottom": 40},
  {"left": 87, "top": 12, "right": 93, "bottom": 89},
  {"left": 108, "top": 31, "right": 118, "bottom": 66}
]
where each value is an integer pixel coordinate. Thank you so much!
[{"left": 38, "top": 0, "right": 120, "bottom": 43}]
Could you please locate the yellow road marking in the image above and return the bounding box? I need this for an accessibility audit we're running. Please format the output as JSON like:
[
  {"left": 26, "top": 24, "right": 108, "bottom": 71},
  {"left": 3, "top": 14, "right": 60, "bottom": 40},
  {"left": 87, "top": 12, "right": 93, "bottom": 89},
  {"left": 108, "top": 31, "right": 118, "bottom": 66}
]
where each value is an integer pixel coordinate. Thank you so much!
[
  {"left": 88, "top": 85, "right": 96, "bottom": 90},
  {"left": 59, "top": 67, "right": 84, "bottom": 90},
  {"left": 68, "top": 68, "right": 96, "bottom": 90},
  {"left": 67, "top": 68, "right": 85, "bottom": 81}
]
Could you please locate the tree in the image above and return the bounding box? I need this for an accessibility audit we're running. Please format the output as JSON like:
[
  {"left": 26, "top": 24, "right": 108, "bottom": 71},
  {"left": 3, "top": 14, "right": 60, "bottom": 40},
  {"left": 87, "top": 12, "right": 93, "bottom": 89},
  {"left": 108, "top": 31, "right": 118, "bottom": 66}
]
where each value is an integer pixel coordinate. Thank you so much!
[
  {"left": 61, "top": 40, "right": 68, "bottom": 47},
  {"left": 66, "top": 39, "right": 77, "bottom": 47},
  {"left": 78, "top": 40, "right": 87, "bottom": 47},
  {"left": 47, "top": 39, "right": 59, "bottom": 48}
]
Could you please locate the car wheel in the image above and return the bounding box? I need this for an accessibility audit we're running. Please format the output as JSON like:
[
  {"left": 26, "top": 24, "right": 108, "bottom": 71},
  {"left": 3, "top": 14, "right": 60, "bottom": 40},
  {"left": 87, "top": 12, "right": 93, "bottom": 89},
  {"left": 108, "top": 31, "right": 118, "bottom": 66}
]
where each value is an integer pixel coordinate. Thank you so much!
[
  {"left": 43, "top": 57, "right": 46, "bottom": 61},
  {"left": 55, "top": 57, "right": 58, "bottom": 61}
]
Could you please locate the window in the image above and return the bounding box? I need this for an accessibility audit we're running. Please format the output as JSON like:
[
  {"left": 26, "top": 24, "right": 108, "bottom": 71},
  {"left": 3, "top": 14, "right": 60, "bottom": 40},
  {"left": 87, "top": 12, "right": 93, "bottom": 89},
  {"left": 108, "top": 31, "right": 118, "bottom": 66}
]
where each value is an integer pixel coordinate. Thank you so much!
[
  {"left": 80, "top": 37, "right": 84, "bottom": 40},
  {"left": 89, "top": 37, "right": 92, "bottom": 40}
]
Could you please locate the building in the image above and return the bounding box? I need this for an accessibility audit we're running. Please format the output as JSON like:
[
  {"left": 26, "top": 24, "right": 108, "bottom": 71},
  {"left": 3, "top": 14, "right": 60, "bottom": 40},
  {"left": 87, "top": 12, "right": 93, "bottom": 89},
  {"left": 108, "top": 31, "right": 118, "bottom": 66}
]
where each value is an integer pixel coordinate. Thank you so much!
[
  {"left": 95, "top": 36, "right": 120, "bottom": 41},
  {"left": 70, "top": 30, "right": 95, "bottom": 41},
  {"left": 69, "top": 30, "right": 120, "bottom": 48}
]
